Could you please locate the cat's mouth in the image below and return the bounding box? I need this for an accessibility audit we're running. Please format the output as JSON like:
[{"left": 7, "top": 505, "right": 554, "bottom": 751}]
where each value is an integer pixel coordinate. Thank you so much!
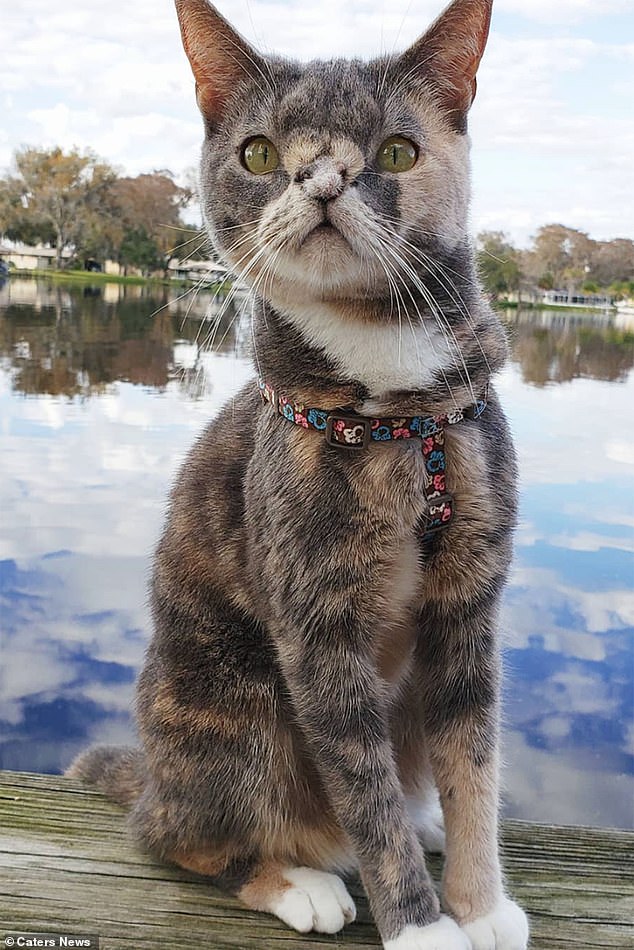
[{"left": 301, "top": 220, "right": 349, "bottom": 247}]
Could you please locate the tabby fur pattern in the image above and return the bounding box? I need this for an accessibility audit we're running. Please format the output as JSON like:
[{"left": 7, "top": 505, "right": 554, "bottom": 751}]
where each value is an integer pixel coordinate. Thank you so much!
[{"left": 68, "top": 2, "right": 529, "bottom": 947}]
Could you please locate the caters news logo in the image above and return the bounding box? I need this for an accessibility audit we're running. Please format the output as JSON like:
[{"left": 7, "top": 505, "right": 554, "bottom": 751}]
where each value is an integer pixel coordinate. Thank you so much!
[{"left": 4, "top": 937, "right": 99, "bottom": 948}]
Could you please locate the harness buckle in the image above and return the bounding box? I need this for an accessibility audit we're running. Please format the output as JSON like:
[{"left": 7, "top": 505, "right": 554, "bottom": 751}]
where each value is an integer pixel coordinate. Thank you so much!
[
  {"left": 422, "top": 493, "right": 455, "bottom": 534},
  {"left": 325, "top": 413, "right": 372, "bottom": 450}
]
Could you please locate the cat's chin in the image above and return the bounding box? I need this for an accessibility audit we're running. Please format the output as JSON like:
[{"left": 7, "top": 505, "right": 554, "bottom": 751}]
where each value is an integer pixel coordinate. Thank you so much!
[{"left": 268, "top": 230, "right": 375, "bottom": 297}]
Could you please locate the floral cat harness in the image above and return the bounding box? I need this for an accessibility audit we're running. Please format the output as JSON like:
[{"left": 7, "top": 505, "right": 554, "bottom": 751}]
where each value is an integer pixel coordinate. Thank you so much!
[{"left": 258, "top": 377, "right": 488, "bottom": 539}]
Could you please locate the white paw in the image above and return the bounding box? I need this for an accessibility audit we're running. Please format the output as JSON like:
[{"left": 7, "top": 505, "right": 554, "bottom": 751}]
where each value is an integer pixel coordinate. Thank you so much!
[
  {"left": 384, "top": 916, "right": 471, "bottom": 949},
  {"left": 407, "top": 792, "right": 446, "bottom": 853},
  {"left": 462, "top": 897, "right": 529, "bottom": 950},
  {"left": 270, "top": 867, "right": 356, "bottom": 934}
]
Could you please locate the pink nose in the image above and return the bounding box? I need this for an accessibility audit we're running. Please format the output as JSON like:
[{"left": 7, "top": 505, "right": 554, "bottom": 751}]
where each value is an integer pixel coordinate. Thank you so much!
[{"left": 295, "top": 158, "right": 347, "bottom": 202}]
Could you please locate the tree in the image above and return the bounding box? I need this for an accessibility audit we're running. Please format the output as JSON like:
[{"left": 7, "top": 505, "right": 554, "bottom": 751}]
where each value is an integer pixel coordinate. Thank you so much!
[
  {"left": 118, "top": 227, "right": 162, "bottom": 276},
  {"left": 0, "top": 151, "right": 195, "bottom": 272},
  {"left": 0, "top": 147, "right": 118, "bottom": 269},
  {"left": 525, "top": 224, "right": 595, "bottom": 291},
  {"left": 590, "top": 239, "right": 634, "bottom": 287},
  {"left": 608, "top": 280, "right": 634, "bottom": 301},
  {"left": 582, "top": 280, "right": 599, "bottom": 294},
  {"left": 476, "top": 231, "right": 521, "bottom": 300},
  {"left": 109, "top": 171, "right": 193, "bottom": 269},
  {"left": 0, "top": 193, "right": 55, "bottom": 247}
]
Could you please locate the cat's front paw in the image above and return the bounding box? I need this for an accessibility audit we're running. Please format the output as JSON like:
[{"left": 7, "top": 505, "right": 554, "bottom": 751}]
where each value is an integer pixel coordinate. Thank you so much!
[
  {"left": 461, "top": 897, "right": 529, "bottom": 950},
  {"left": 384, "top": 916, "right": 471, "bottom": 950},
  {"left": 271, "top": 867, "right": 356, "bottom": 934}
]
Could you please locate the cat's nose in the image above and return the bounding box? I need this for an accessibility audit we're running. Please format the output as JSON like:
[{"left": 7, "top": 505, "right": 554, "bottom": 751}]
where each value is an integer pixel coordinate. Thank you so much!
[{"left": 294, "top": 158, "right": 347, "bottom": 202}]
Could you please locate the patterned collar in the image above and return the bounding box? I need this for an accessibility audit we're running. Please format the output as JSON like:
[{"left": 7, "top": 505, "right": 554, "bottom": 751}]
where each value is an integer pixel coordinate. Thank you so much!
[{"left": 258, "top": 377, "right": 488, "bottom": 539}]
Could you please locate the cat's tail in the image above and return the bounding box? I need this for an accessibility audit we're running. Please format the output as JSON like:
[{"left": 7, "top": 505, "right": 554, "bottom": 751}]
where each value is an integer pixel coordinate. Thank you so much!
[{"left": 66, "top": 745, "right": 147, "bottom": 807}]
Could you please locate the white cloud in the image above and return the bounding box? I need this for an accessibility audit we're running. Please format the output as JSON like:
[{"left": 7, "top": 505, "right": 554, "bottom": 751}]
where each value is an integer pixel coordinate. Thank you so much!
[
  {"left": 496, "top": 366, "right": 634, "bottom": 486},
  {"left": 1, "top": 0, "right": 632, "bottom": 243},
  {"left": 496, "top": 0, "right": 632, "bottom": 23},
  {"left": 502, "top": 729, "right": 631, "bottom": 827},
  {"left": 607, "top": 440, "right": 634, "bottom": 466},
  {"left": 0, "top": 644, "right": 74, "bottom": 725},
  {"left": 569, "top": 588, "right": 634, "bottom": 635},
  {"left": 469, "top": 34, "right": 634, "bottom": 242},
  {"left": 0, "top": 335, "right": 252, "bottom": 566},
  {"left": 503, "top": 564, "right": 632, "bottom": 656},
  {"left": 548, "top": 530, "right": 634, "bottom": 553}
]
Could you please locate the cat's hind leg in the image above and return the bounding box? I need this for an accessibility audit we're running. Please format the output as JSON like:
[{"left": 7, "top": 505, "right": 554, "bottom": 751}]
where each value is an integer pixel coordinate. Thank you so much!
[
  {"left": 393, "top": 677, "right": 446, "bottom": 855},
  {"left": 170, "top": 849, "right": 356, "bottom": 934},
  {"left": 243, "top": 865, "right": 357, "bottom": 934},
  {"left": 407, "top": 788, "right": 446, "bottom": 855}
]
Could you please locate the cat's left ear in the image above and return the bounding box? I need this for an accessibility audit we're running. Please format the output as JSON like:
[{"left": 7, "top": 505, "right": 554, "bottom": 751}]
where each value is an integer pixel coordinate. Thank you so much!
[
  {"left": 397, "top": 0, "right": 493, "bottom": 131},
  {"left": 174, "top": 0, "right": 267, "bottom": 125}
]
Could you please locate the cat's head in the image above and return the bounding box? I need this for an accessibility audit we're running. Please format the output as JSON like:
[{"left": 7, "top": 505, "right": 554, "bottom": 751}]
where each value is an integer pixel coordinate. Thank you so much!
[{"left": 175, "top": 0, "right": 492, "bottom": 306}]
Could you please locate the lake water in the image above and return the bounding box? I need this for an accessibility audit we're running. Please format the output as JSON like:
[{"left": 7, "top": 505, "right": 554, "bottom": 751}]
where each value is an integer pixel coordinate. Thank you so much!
[{"left": 1, "top": 277, "right": 632, "bottom": 829}]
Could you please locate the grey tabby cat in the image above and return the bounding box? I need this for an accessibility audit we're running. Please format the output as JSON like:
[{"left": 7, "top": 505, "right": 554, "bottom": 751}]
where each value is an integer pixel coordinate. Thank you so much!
[{"left": 68, "top": 1, "right": 530, "bottom": 947}]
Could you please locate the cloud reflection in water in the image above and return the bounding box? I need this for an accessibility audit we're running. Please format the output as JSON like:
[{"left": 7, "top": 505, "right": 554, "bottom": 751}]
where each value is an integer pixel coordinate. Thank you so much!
[{"left": 0, "top": 284, "right": 632, "bottom": 828}]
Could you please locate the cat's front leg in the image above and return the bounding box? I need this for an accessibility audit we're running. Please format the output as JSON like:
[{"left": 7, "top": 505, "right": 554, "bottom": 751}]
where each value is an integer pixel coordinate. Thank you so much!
[
  {"left": 261, "top": 531, "right": 464, "bottom": 946},
  {"left": 416, "top": 594, "right": 529, "bottom": 950},
  {"left": 270, "top": 612, "right": 446, "bottom": 945}
]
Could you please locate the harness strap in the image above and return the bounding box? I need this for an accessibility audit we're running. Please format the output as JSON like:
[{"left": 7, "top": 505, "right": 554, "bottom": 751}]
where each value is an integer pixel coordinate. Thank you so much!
[{"left": 257, "top": 377, "right": 488, "bottom": 540}]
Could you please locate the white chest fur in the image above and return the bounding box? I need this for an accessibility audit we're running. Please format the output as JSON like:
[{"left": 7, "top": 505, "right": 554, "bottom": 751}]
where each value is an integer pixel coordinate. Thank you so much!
[{"left": 282, "top": 303, "right": 452, "bottom": 397}]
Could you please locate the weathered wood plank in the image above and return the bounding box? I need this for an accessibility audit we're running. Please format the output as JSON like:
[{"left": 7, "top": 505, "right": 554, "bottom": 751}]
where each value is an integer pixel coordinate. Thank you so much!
[{"left": 1, "top": 770, "right": 632, "bottom": 949}]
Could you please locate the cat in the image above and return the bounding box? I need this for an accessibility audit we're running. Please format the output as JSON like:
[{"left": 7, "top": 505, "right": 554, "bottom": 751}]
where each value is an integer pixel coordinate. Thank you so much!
[{"left": 68, "top": 1, "right": 530, "bottom": 948}]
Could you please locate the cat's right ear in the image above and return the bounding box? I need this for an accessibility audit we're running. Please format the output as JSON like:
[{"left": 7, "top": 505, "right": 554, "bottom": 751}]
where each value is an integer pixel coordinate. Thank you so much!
[
  {"left": 174, "top": 0, "right": 266, "bottom": 124},
  {"left": 396, "top": 0, "right": 493, "bottom": 132}
]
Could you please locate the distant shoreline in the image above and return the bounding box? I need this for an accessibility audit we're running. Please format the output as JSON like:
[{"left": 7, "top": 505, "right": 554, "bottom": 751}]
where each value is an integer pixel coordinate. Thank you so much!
[
  {"left": 494, "top": 300, "right": 616, "bottom": 314},
  {"left": 4, "top": 269, "right": 238, "bottom": 300},
  {"left": 5, "top": 267, "right": 196, "bottom": 288},
  {"left": 2, "top": 271, "right": 620, "bottom": 315}
]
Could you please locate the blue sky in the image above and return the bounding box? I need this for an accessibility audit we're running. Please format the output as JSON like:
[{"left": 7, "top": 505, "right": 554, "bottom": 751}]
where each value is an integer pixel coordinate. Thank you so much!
[{"left": 2, "top": 0, "right": 633, "bottom": 245}]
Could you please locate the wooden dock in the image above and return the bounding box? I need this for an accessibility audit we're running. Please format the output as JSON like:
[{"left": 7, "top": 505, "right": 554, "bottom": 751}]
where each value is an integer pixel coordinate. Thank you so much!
[{"left": 1, "top": 770, "right": 632, "bottom": 948}]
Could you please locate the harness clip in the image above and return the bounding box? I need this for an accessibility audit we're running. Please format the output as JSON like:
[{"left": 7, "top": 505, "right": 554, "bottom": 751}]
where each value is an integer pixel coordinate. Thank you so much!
[{"left": 325, "top": 413, "right": 372, "bottom": 450}]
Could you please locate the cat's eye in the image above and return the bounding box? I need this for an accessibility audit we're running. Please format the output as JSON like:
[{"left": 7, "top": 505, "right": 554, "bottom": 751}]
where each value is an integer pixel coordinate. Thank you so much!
[
  {"left": 241, "top": 137, "right": 280, "bottom": 175},
  {"left": 376, "top": 136, "right": 418, "bottom": 173}
]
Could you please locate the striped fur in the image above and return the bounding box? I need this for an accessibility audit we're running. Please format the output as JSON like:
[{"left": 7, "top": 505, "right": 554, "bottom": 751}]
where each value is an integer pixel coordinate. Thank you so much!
[{"left": 68, "top": 2, "right": 529, "bottom": 947}]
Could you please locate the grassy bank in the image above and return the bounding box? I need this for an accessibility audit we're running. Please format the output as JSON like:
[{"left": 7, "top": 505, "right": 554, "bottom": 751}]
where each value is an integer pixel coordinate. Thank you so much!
[
  {"left": 9, "top": 267, "right": 187, "bottom": 288},
  {"left": 7, "top": 268, "right": 234, "bottom": 302},
  {"left": 494, "top": 299, "right": 616, "bottom": 314}
]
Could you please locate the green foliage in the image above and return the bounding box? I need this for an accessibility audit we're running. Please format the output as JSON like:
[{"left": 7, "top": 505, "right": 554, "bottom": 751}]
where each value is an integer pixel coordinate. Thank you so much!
[
  {"left": 0, "top": 146, "right": 118, "bottom": 268},
  {"left": 0, "top": 146, "right": 193, "bottom": 273},
  {"left": 476, "top": 231, "right": 521, "bottom": 299},
  {"left": 119, "top": 227, "right": 163, "bottom": 276},
  {"left": 608, "top": 280, "right": 634, "bottom": 300},
  {"left": 1, "top": 145, "right": 632, "bottom": 295}
]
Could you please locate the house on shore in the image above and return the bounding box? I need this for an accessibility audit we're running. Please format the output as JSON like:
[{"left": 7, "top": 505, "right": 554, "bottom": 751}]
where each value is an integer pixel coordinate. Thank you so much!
[
  {"left": 0, "top": 242, "right": 228, "bottom": 284},
  {"left": 166, "top": 257, "right": 230, "bottom": 283},
  {"left": 503, "top": 288, "right": 615, "bottom": 310},
  {"left": 0, "top": 243, "right": 73, "bottom": 270}
]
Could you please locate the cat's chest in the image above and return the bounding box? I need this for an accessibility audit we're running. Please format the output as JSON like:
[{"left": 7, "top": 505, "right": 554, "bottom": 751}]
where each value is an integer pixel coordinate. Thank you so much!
[{"left": 283, "top": 305, "right": 451, "bottom": 395}]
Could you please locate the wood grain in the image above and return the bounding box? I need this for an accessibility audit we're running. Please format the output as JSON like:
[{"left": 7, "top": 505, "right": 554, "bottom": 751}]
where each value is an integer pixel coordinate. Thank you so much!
[{"left": 1, "top": 770, "right": 632, "bottom": 948}]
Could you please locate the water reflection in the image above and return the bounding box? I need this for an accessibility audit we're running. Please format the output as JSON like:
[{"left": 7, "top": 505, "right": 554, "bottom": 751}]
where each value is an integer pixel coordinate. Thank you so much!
[
  {"left": 502, "top": 308, "right": 634, "bottom": 385},
  {"left": 0, "top": 277, "right": 246, "bottom": 399},
  {"left": 0, "top": 280, "right": 632, "bottom": 828}
]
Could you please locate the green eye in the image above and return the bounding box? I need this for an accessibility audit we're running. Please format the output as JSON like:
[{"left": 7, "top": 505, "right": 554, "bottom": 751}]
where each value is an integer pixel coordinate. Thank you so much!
[
  {"left": 242, "top": 137, "right": 279, "bottom": 175},
  {"left": 377, "top": 136, "right": 418, "bottom": 173}
]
